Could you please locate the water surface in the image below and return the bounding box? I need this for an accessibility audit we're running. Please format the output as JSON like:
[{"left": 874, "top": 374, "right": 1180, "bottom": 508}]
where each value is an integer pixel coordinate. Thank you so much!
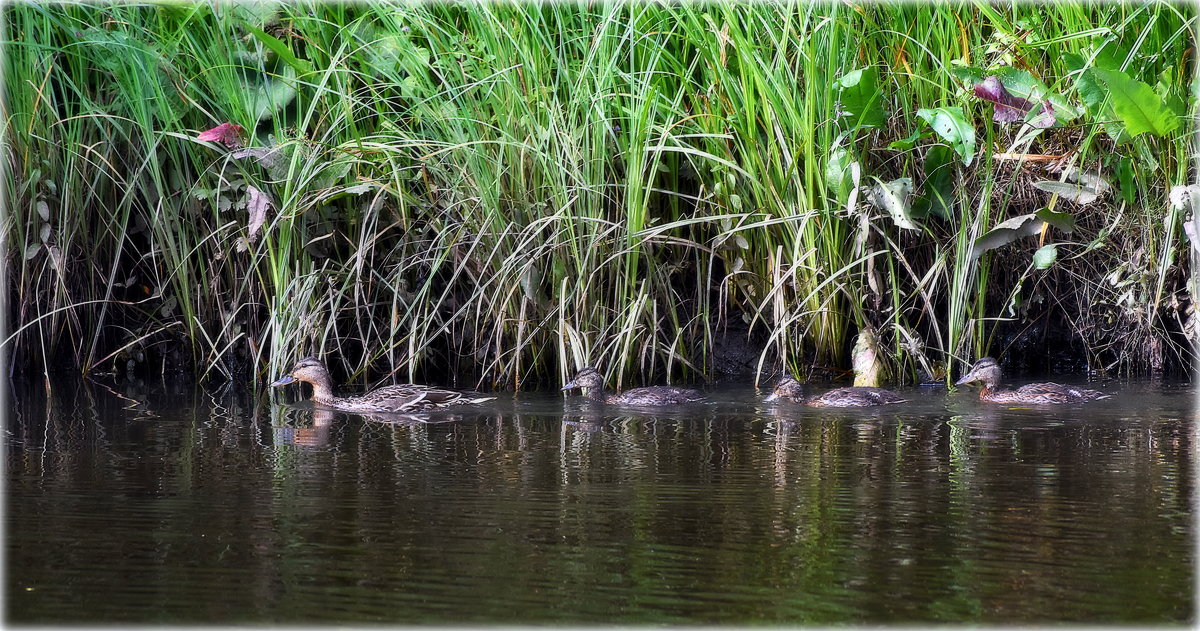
[{"left": 6, "top": 378, "right": 1194, "bottom": 624}]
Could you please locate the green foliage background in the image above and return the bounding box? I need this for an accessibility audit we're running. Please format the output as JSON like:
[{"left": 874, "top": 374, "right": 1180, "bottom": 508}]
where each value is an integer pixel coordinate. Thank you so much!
[{"left": 3, "top": 1, "right": 1196, "bottom": 388}]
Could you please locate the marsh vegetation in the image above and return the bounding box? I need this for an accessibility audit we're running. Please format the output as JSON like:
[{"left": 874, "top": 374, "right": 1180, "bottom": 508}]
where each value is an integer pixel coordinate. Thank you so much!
[{"left": 4, "top": 2, "right": 1197, "bottom": 389}]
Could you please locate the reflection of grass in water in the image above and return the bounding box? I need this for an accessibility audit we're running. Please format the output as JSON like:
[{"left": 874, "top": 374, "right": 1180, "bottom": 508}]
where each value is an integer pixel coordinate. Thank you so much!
[{"left": 5, "top": 3, "right": 1194, "bottom": 389}]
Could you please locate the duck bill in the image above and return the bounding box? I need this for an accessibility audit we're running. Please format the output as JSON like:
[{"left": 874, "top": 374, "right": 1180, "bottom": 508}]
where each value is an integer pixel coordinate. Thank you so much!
[
  {"left": 763, "top": 392, "right": 780, "bottom": 402},
  {"left": 270, "top": 375, "right": 297, "bottom": 387},
  {"left": 954, "top": 373, "right": 977, "bottom": 386},
  {"left": 561, "top": 380, "right": 578, "bottom": 391}
]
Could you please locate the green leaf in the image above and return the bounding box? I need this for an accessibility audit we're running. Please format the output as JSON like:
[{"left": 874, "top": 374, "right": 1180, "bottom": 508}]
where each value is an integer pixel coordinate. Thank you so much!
[
  {"left": 916, "top": 107, "right": 975, "bottom": 166},
  {"left": 888, "top": 129, "right": 926, "bottom": 150},
  {"left": 1116, "top": 157, "right": 1135, "bottom": 205},
  {"left": 1076, "top": 68, "right": 1131, "bottom": 143},
  {"left": 912, "top": 145, "right": 955, "bottom": 221},
  {"left": 1032, "top": 173, "right": 1109, "bottom": 205},
  {"left": 1062, "top": 52, "right": 1088, "bottom": 74},
  {"left": 824, "top": 147, "right": 857, "bottom": 204},
  {"left": 837, "top": 67, "right": 885, "bottom": 129},
  {"left": 1089, "top": 67, "right": 1180, "bottom": 137},
  {"left": 245, "top": 24, "right": 313, "bottom": 74},
  {"left": 949, "top": 66, "right": 985, "bottom": 85},
  {"left": 970, "top": 208, "right": 1074, "bottom": 259},
  {"left": 1034, "top": 207, "right": 1076, "bottom": 232},
  {"left": 245, "top": 64, "right": 298, "bottom": 123},
  {"left": 1033, "top": 244, "right": 1058, "bottom": 269}
]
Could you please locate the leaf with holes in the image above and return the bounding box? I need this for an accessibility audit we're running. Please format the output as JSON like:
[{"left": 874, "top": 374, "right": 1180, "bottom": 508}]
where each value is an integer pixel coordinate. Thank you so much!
[
  {"left": 865, "top": 177, "right": 917, "bottom": 231},
  {"left": 916, "top": 107, "right": 975, "bottom": 166}
]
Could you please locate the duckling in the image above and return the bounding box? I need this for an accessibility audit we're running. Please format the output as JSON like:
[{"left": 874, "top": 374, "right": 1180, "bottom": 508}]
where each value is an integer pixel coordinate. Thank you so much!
[
  {"left": 764, "top": 375, "right": 905, "bottom": 407},
  {"left": 270, "top": 357, "right": 495, "bottom": 413},
  {"left": 562, "top": 366, "right": 704, "bottom": 406},
  {"left": 955, "top": 357, "right": 1106, "bottom": 404}
]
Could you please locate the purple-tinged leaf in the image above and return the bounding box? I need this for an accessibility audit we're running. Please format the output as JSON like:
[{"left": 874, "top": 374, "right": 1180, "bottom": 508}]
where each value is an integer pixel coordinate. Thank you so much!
[
  {"left": 1028, "top": 101, "right": 1057, "bottom": 129},
  {"left": 973, "top": 76, "right": 1056, "bottom": 128}
]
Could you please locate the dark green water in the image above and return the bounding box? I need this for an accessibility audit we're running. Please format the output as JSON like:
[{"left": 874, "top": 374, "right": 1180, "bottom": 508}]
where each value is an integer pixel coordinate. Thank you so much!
[{"left": 5, "top": 378, "right": 1194, "bottom": 624}]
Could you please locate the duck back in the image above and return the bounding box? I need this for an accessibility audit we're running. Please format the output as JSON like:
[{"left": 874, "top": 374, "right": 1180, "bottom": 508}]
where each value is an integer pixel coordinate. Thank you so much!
[
  {"left": 323, "top": 384, "right": 494, "bottom": 413},
  {"left": 986, "top": 382, "right": 1107, "bottom": 404},
  {"left": 807, "top": 386, "right": 905, "bottom": 408},
  {"left": 607, "top": 385, "right": 704, "bottom": 406}
]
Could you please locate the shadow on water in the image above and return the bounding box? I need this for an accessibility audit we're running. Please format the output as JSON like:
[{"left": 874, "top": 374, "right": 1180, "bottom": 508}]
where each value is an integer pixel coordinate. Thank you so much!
[{"left": 4, "top": 377, "right": 1195, "bottom": 624}]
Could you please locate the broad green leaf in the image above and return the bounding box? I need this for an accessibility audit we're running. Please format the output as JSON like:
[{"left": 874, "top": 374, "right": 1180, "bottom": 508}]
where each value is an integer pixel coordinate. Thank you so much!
[
  {"left": 912, "top": 145, "right": 954, "bottom": 220},
  {"left": 232, "top": 3, "right": 281, "bottom": 28},
  {"left": 888, "top": 129, "right": 925, "bottom": 150},
  {"left": 916, "top": 107, "right": 975, "bottom": 166},
  {"left": 990, "top": 67, "right": 1041, "bottom": 98},
  {"left": 1091, "top": 43, "right": 1129, "bottom": 72},
  {"left": 949, "top": 66, "right": 985, "bottom": 85},
  {"left": 970, "top": 208, "right": 1074, "bottom": 259},
  {"left": 837, "top": 67, "right": 885, "bottom": 129},
  {"left": 825, "top": 147, "right": 857, "bottom": 204},
  {"left": 1156, "top": 70, "right": 1188, "bottom": 118},
  {"left": 1089, "top": 67, "right": 1180, "bottom": 137},
  {"left": 1075, "top": 68, "right": 1131, "bottom": 143},
  {"left": 1062, "top": 52, "right": 1088, "bottom": 74},
  {"left": 1033, "top": 244, "right": 1058, "bottom": 269},
  {"left": 1075, "top": 67, "right": 1107, "bottom": 112},
  {"left": 246, "top": 64, "right": 298, "bottom": 123},
  {"left": 1035, "top": 207, "right": 1076, "bottom": 232},
  {"left": 245, "top": 24, "right": 313, "bottom": 74}
]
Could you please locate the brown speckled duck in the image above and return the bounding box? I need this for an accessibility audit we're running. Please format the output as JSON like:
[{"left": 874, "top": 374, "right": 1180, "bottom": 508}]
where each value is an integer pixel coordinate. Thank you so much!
[
  {"left": 765, "top": 375, "right": 904, "bottom": 407},
  {"left": 270, "top": 357, "right": 495, "bottom": 413},
  {"left": 955, "top": 357, "right": 1106, "bottom": 404},
  {"left": 562, "top": 367, "right": 704, "bottom": 406}
]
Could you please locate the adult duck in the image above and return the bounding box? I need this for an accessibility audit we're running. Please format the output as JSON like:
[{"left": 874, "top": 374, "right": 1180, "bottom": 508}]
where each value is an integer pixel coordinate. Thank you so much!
[
  {"left": 955, "top": 357, "right": 1106, "bottom": 404},
  {"left": 764, "top": 375, "right": 904, "bottom": 407},
  {"left": 270, "top": 357, "right": 494, "bottom": 413},
  {"left": 562, "top": 367, "right": 704, "bottom": 406}
]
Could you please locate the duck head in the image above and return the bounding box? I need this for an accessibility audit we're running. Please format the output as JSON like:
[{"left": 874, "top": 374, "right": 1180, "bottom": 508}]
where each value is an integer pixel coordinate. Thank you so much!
[
  {"left": 271, "top": 357, "right": 332, "bottom": 389},
  {"left": 764, "top": 375, "right": 805, "bottom": 402},
  {"left": 563, "top": 367, "right": 605, "bottom": 392},
  {"left": 955, "top": 357, "right": 1002, "bottom": 391}
]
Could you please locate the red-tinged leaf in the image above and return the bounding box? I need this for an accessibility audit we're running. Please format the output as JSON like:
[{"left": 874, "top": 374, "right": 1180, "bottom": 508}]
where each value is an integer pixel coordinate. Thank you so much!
[{"left": 197, "top": 123, "right": 245, "bottom": 149}]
